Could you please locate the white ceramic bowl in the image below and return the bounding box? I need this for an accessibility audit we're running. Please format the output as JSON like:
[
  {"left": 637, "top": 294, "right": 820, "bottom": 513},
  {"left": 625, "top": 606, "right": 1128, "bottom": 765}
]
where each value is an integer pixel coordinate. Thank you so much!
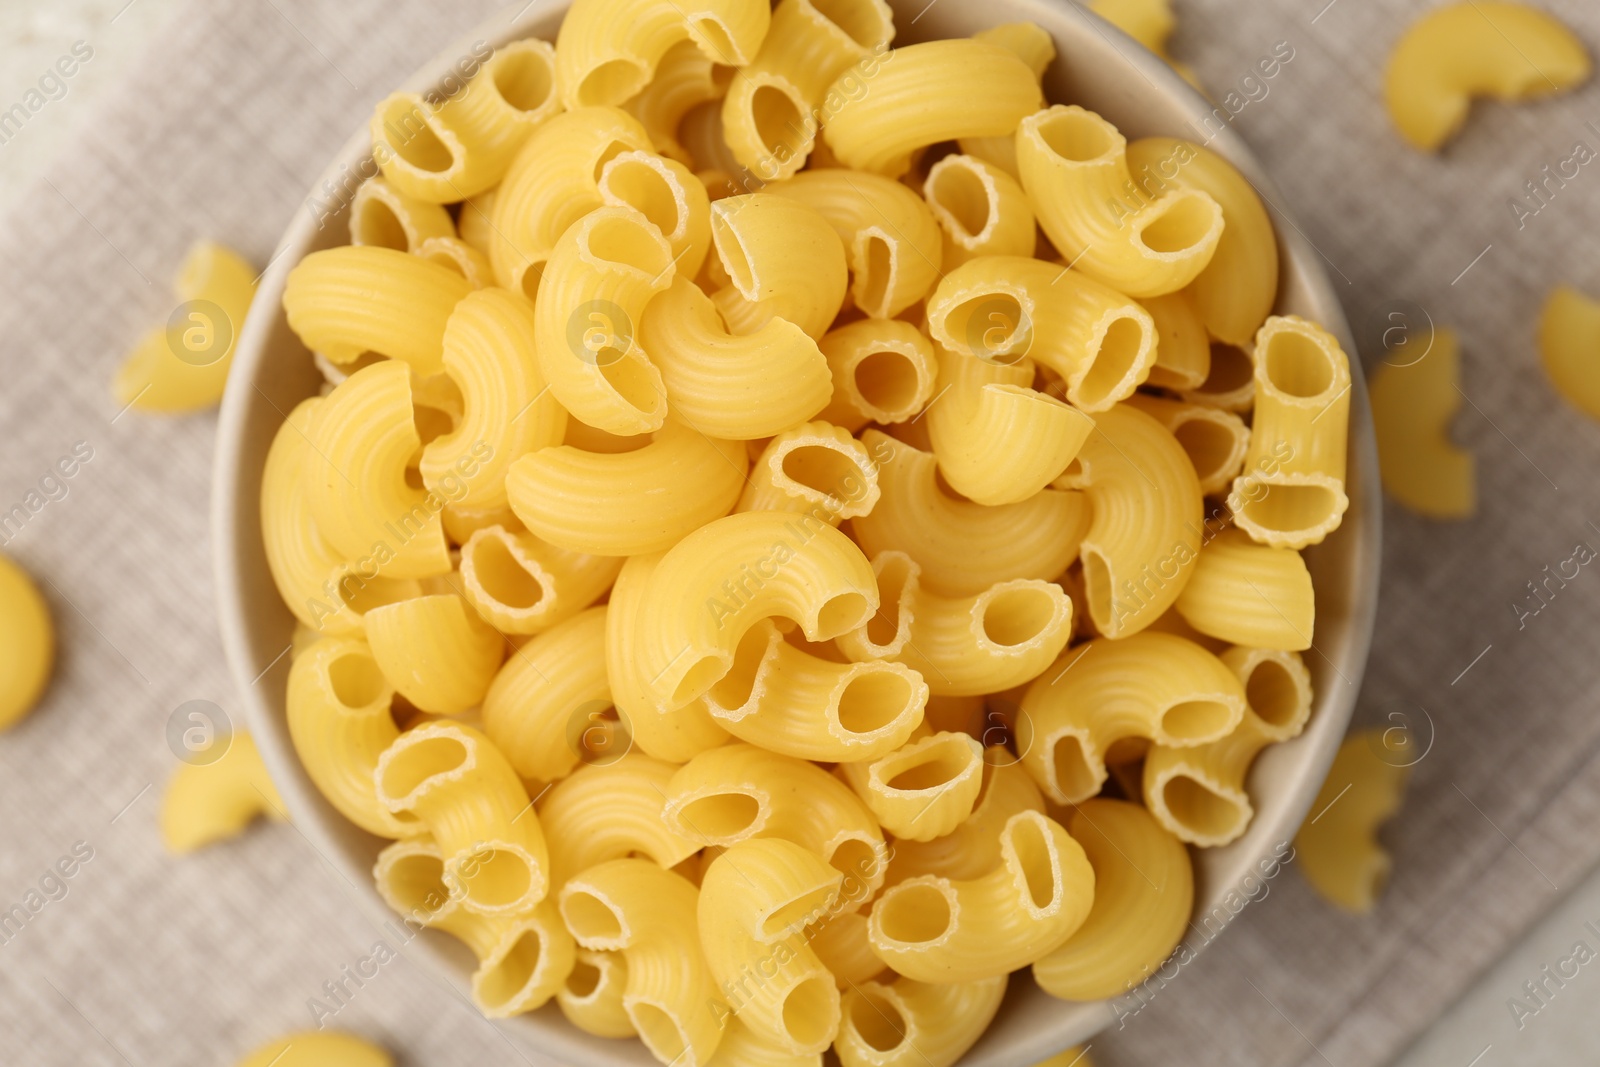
[{"left": 214, "top": 2, "right": 1381, "bottom": 1062}]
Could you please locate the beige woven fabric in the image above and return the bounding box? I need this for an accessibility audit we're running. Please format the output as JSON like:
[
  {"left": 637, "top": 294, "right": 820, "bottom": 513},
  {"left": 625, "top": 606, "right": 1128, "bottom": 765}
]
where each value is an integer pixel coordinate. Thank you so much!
[{"left": 1, "top": 1, "right": 1597, "bottom": 1064}]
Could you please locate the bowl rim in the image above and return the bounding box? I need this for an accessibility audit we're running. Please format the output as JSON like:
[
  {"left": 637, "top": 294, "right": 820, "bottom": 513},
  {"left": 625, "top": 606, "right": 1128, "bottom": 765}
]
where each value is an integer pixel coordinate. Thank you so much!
[{"left": 212, "top": 2, "right": 1381, "bottom": 1063}]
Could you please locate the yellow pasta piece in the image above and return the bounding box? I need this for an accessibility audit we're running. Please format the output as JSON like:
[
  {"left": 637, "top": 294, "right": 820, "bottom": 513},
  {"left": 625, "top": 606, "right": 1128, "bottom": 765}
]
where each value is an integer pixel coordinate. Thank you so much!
[
  {"left": 808, "top": 908, "right": 886, "bottom": 989},
  {"left": 1295, "top": 729, "right": 1409, "bottom": 912},
  {"left": 236, "top": 1031, "right": 391, "bottom": 1067},
  {"left": 1222, "top": 645, "right": 1314, "bottom": 740},
  {"left": 559, "top": 948, "right": 637, "bottom": 1038},
  {"left": 482, "top": 607, "right": 609, "bottom": 782},
  {"left": 1173, "top": 527, "right": 1314, "bottom": 651},
  {"left": 815, "top": 318, "right": 937, "bottom": 430},
  {"left": 416, "top": 235, "right": 496, "bottom": 288},
  {"left": 365, "top": 593, "right": 505, "bottom": 715},
  {"left": 1182, "top": 339, "right": 1256, "bottom": 412},
  {"left": 1540, "top": 285, "right": 1600, "bottom": 419},
  {"left": 555, "top": 0, "right": 770, "bottom": 109},
  {"left": 625, "top": 40, "right": 731, "bottom": 166},
  {"left": 1124, "top": 392, "right": 1249, "bottom": 497},
  {"left": 739, "top": 421, "right": 881, "bottom": 521},
  {"left": 539, "top": 755, "right": 703, "bottom": 886},
  {"left": 838, "top": 731, "right": 986, "bottom": 841},
  {"left": 1384, "top": 1, "right": 1591, "bottom": 151},
  {"left": 953, "top": 23, "right": 1056, "bottom": 179},
  {"left": 114, "top": 241, "right": 257, "bottom": 413},
  {"left": 1367, "top": 327, "right": 1475, "bottom": 518},
  {"left": 160, "top": 731, "right": 287, "bottom": 853},
  {"left": 457, "top": 187, "right": 497, "bottom": 255},
  {"left": 1032, "top": 1048, "right": 1095, "bottom": 1067},
  {"left": 349, "top": 175, "right": 455, "bottom": 250},
  {"left": 600, "top": 148, "right": 715, "bottom": 280},
  {"left": 711, "top": 193, "right": 849, "bottom": 340},
  {"left": 923, "top": 153, "right": 1038, "bottom": 270},
  {"left": 883, "top": 752, "right": 1045, "bottom": 886},
  {"left": 1089, "top": 0, "right": 1187, "bottom": 77},
  {"left": 711, "top": 1014, "right": 826, "bottom": 1067},
  {"left": 0, "top": 551, "right": 52, "bottom": 730},
  {"left": 1139, "top": 288, "right": 1211, "bottom": 391},
  {"left": 1033, "top": 798, "right": 1192, "bottom": 1001},
  {"left": 835, "top": 973, "right": 1007, "bottom": 1067},
  {"left": 457, "top": 524, "right": 622, "bottom": 634}
]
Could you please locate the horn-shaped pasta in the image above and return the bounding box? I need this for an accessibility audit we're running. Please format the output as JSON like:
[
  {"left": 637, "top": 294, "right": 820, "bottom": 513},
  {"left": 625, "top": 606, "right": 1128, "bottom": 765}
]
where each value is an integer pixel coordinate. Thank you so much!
[
  {"left": 1032, "top": 799, "right": 1192, "bottom": 1000},
  {"left": 1173, "top": 527, "right": 1314, "bottom": 651},
  {"left": 1124, "top": 392, "right": 1249, "bottom": 497},
  {"left": 287, "top": 637, "right": 420, "bottom": 838},
  {"left": 1018, "top": 633, "right": 1246, "bottom": 804},
  {"left": 816, "top": 319, "right": 937, "bottom": 430},
  {"left": 925, "top": 347, "right": 1094, "bottom": 506},
  {"left": 458, "top": 524, "right": 621, "bottom": 635},
  {"left": 283, "top": 246, "right": 472, "bottom": 376},
  {"left": 559, "top": 948, "right": 636, "bottom": 1037},
  {"left": 642, "top": 277, "right": 833, "bottom": 439},
  {"left": 835, "top": 973, "right": 1006, "bottom": 1067},
  {"left": 852, "top": 431, "right": 1090, "bottom": 597},
  {"left": 1371, "top": 326, "right": 1475, "bottom": 519},
  {"left": 238, "top": 1032, "right": 391, "bottom": 1067},
  {"left": 1069, "top": 403, "right": 1204, "bottom": 638},
  {"left": 1017, "top": 105, "right": 1224, "bottom": 298},
  {"left": 711, "top": 194, "right": 848, "bottom": 339},
  {"left": 365, "top": 593, "right": 505, "bottom": 715},
  {"left": 953, "top": 22, "right": 1056, "bottom": 178},
  {"left": 420, "top": 288, "right": 565, "bottom": 510},
  {"left": 488, "top": 107, "right": 655, "bottom": 298},
  {"left": 533, "top": 206, "right": 675, "bottom": 435},
  {"left": 600, "top": 150, "right": 714, "bottom": 279},
  {"left": 1139, "top": 289, "right": 1211, "bottom": 391},
  {"left": 699, "top": 839, "right": 843, "bottom": 1053},
  {"left": 739, "top": 422, "right": 881, "bottom": 521},
  {"left": 539, "top": 755, "right": 702, "bottom": 886},
  {"left": 702, "top": 620, "right": 925, "bottom": 762},
  {"left": 664, "top": 743, "right": 889, "bottom": 895},
  {"left": 823, "top": 40, "right": 1043, "bottom": 178},
  {"left": 1227, "top": 315, "right": 1352, "bottom": 549},
  {"left": 1143, "top": 704, "right": 1287, "bottom": 847},
  {"left": 808, "top": 909, "right": 886, "bottom": 989},
  {"left": 506, "top": 422, "right": 748, "bottom": 557},
  {"left": 1222, "top": 645, "right": 1313, "bottom": 741},
  {"left": 555, "top": 0, "right": 771, "bottom": 109},
  {"left": 866, "top": 809, "right": 1093, "bottom": 981},
  {"left": 482, "top": 607, "right": 610, "bottom": 781},
  {"left": 767, "top": 170, "right": 944, "bottom": 319},
  {"left": 710, "top": 1014, "right": 826, "bottom": 1067},
  {"left": 302, "top": 361, "right": 452, "bottom": 580},
  {"left": 925, "top": 256, "right": 1156, "bottom": 412},
  {"left": 374, "top": 721, "right": 550, "bottom": 915},
  {"left": 839, "top": 731, "right": 986, "bottom": 841},
  {"left": 559, "top": 860, "right": 726, "bottom": 1066},
  {"left": 1540, "top": 285, "right": 1600, "bottom": 420},
  {"left": 1295, "top": 730, "right": 1409, "bottom": 913},
  {"left": 159, "top": 731, "right": 287, "bottom": 853},
  {"left": 883, "top": 752, "right": 1044, "bottom": 886},
  {"left": 923, "top": 154, "right": 1038, "bottom": 269},
  {"left": 633, "top": 511, "right": 878, "bottom": 710},
  {"left": 626, "top": 40, "right": 732, "bottom": 165},
  {"left": 349, "top": 176, "right": 454, "bottom": 251}
]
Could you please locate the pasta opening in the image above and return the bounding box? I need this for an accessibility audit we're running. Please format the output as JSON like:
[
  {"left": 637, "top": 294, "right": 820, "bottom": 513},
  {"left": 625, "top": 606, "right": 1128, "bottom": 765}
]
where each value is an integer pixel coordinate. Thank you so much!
[
  {"left": 492, "top": 47, "right": 555, "bottom": 113},
  {"left": 576, "top": 59, "right": 648, "bottom": 109},
  {"left": 781, "top": 443, "right": 868, "bottom": 503},
  {"left": 676, "top": 791, "right": 762, "bottom": 840},
  {"left": 1007, "top": 815, "right": 1060, "bottom": 909},
  {"left": 885, "top": 740, "right": 973, "bottom": 793},
  {"left": 413, "top": 400, "right": 458, "bottom": 448},
  {"left": 1160, "top": 699, "right": 1235, "bottom": 742},
  {"left": 585, "top": 213, "right": 673, "bottom": 277},
  {"left": 829, "top": 836, "right": 882, "bottom": 889},
  {"left": 707, "top": 624, "right": 770, "bottom": 712},
  {"left": 1238, "top": 481, "right": 1341, "bottom": 535},
  {"left": 478, "top": 928, "right": 543, "bottom": 1010},
  {"left": 466, "top": 533, "right": 547, "bottom": 610},
  {"left": 1263, "top": 331, "right": 1336, "bottom": 398},
  {"left": 751, "top": 82, "right": 809, "bottom": 160},
  {"left": 1138, "top": 193, "right": 1217, "bottom": 256},
  {"left": 597, "top": 355, "right": 662, "bottom": 417},
  {"left": 1173, "top": 416, "right": 1240, "bottom": 484},
  {"left": 379, "top": 99, "right": 454, "bottom": 173},
  {"left": 1199, "top": 343, "right": 1253, "bottom": 395},
  {"left": 563, "top": 889, "right": 625, "bottom": 942},
  {"left": 630, "top": 1002, "right": 689, "bottom": 1066},
  {"left": 1078, "top": 315, "right": 1147, "bottom": 407},
  {"left": 864, "top": 554, "right": 914, "bottom": 650},
  {"left": 857, "top": 234, "right": 894, "bottom": 315},
  {"left": 691, "top": 17, "right": 738, "bottom": 63},
  {"left": 781, "top": 975, "right": 839, "bottom": 1048},
  {"left": 380, "top": 851, "right": 450, "bottom": 915},
  {"left": 454, "top": 846, "right": 533, "bottom": 909},
  {"left": 811, "top": 0, "right": 891, "bottom": 48},
  {"left": 1245, "top": 657, "right": 1303, "bottom": 730},
  {"left": 1080, "top": 546, "right": 1113, "bottom": 630},
  {"left": 981, "top": 586, "right": 1058, "bottom": 647},
  {"left": 603, "top": 156, "right": 683, "bottom": 240},
  {"left": 1162, "top": 775, "right": 1244, "bottom": 839},
  {"left": 945, "top": 292, "right": 1029, "bottom": 361},
  {"left": 877, "top": 883, "right": 952, "bottom": 942},
  {"left": 815, "top": 591, "right": 873, "bottom": 641},
  {"left": 327, "top": 651, "right": 387, "bottom": 708},
  {"left": 849, "top": 989, "right": 907, "bottom": 1051},
  {"left": 763, "top": 884, "right": 839, "bottom": 939},
  {"left": 927, "top": 159, "right": 993, "bottom": 240},
  {"left": 713, "top": 212, "right": 758, "bottom": 295},
  {"left": 565, "top": 958, "right": 602, "bottom": 998},
  {"left": 1036, "top": 109, "right": 1115, "bottom": 163},
  {"left": 593, "top": 139, "right": 638, "bottom": 182},
  {"left": 672, "top": 653, "right": 729, "bottom": 707},
  {"left": 354, "top": 198, "right": 409, "bottom": 250},
  {"left": 380, "top": 734, "right": 470, "bottom": 799},
  {"left": 518, "top": 259, "right": 545, "bottom": 303},
  {"left": 422, "top": 243, "right": 471, "bottom": 279},
  {"left": 854, "top": 348, "right": 923, "bottom": 418},
  {"left": 1049, "top": 733, "right": 1100, "bottom": 801},
  {"left": 835, "top": 669, "right": 915, "bottom": 735}
]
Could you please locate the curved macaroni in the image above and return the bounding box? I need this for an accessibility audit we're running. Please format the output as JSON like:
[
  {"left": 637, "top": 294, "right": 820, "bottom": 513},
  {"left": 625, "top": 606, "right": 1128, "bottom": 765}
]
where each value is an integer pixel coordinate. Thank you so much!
[
  {"left": 816, "top": 319, "right": 937, "bottom": 430},
  {"left": 626, "top": 40, "right": 731, "bottom": 166},
  {"left": 365, "top": 593, "right": 505, "bottom": 715},
  {"left": 1139, "top": 289, "right": 1211, "bottom": 391},
  {"left": 481, "top": 607, "right": 611, "bottom": 782},
  {"left": 350, "top": 177, "right": 455, "bottom": 251},
  {"left": 538, "top": 755, "right": 703, "bottom": 886},
  {"left": 236, "top": 1032, "right": 391, "bottom": 1067},
  {"left": 1124, "top": 392, "right": 1249, "bottom": 497},
  {"left": 600, "top": 149, "right": 714, "bottom": 281},
  {"left": 0, "top": 550, "right": 53, "bottom": 729},
  {"left": 1295, "top": 730, "right": 1409, "bottom": 913},
  {"left": 1370, "top": 326, "right": 1476, "bottom": 518},
  {"left": 923, "top": 154, "right": 1038, "bottom": 269},
  {"left": 160, "top": 731, "right": 287, "bottom": 853},
  {"left": 1173, "top": 527, "right": 1314, "bottom": 651},
  {"left": 559, "top": 948, "right": 636, "bottom": 1037},
  {"left": 835, "top": 973, "right": 1006, "bottom": 1067},
  {"left": 458, "top": 524, "right": 622, "bottom": 635},
  {"left": 555, "top": 0, "right": 770, "bottom": 109},
  {"left": 883, "top": 753, "right": 1045, "bottom": 886},
  {"left": 1540, "top": 285, "right": 1600, "bottom": 420},
  {"left": 739, "top": 421, "right": 881, "bottom": 521},
  {"left": 710, "top": 193, "right": 849, "bottom": 340},
  {"left": 838, "top": 731, "right": 986, "bottom": 841}
]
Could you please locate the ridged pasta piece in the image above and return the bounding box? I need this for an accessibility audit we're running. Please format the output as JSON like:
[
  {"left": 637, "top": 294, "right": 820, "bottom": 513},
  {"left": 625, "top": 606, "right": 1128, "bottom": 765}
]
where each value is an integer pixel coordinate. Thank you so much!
[
  {"left": 1371, "top": 326, "right": 1475, "bottom": 518},
  {"left": 867, "top": 810, "right": 1093, "bottom": 981},
  {"left": 506, "top": 422, "right": 747, "bottom": 557},
  {"left": 1018, "top": 633, "right": 1246, "bottom": 804},
  {"left": 1173, "top": 528, "right": 1313, "bottom": 651},
  {"left": 1033, "top": 798, "right": 1191, "bottom": 1001},
  {"left": 625, "top": 40, "right": 731, "bottom": 165},
  {"left": 925, "top": 255, "right": 1156, "bottom": 411},
  {"left": 458, "top": 524, "right": 621, "bottom": 634},
  {"left": 559, "top": 948, "right": 637, "bottom": 1037},
  {"left": 1228, "top": 315, "right": 1352, "bottom": 549},
  {"left": 815, "top": 318, "right": 937, "bottom": 431},
  {"left": 633, "top": 511, "right": 878, "bottom": 710},
  {"left": 710, "top": 194, "right": 849, "bottom": 339},
  {"left": 699, "top": 839, "right": 844, "bottom": 1053},
  {"left": 954, "top": 22, "right": 1056, "bottom": 179},
  {"left": 767, "top": 170, "right": 943, "bottom": 319},
  {"left": 236, "top": 1031, "right": 391, "bottom": 1067},
  {"left": 600, "top": 149, "right": 714, "bottom": 280},
  {"left": 721, "top": 0, "right": 894, "bottom": 180},
  {"left": 739, "top": 421, "right": 881, "bottom": 521},
  {"left": 349, "top": 175, "right": 455, "bottom": 250},
  {"left": 159, "top": 731, "right": 287, "bottom": 853},
  {"left": 923, "top": 153, "right": 1038, "bottom": 269},
  {"left": 1140, "top": 288, "right": 1211, "bottom": 391},
  {"left": 416, "top": 235, "right": 495, "bottom": 288},
  {"left": 1090, "top": 0, "right": 1197, "bottom": 84},
  {"left": 838, "top": 731, "right": 986, "bottom": 841},
  {"left": 374, "top": 721, "right": 550, "bottom": 915},
  {"left": 1124, "top": 393, "right": 1249, "bottom": 497},
  {"left": 1541, "top": 285, "right": 1600, "bottom": 419},
  {"left": 883, "top": 752, "right": 1045, "bottom": 886},
  {"left": 823, "top": 40, "right": 1043, "bottom": 178},
  {"left": 559, "top": 859, "right": 726, "bottom": 1066},
  {"left": 482, "top": 607, "right": 610, "bottom": 781},
  {"left": 1124, "top": 138, "right": 1278, "bottom": 347},
  {"left": 457, "top": 187, "right": 497, "bottom": 255},
  {"left": 555, "top": 0, "right": 770, "bottom": 109},
  {"left": 1182, "top": 339, "right": 1255, "bottom": 412},
  {"left": 302, "top": 361, "right": 452, "bottom": 580},
  {"left": 1384, "top": 1, "right": 1591, "bottom": 151},
  {"left": 664, "top": 744, "right": 890, "bottom": 894},
  {"left": 852, "top": 431, "right": 1090, "bottom": 597},
  {"left": 702, "top": 620, "right": 926, "bottom": 762},
  {"left": 284, "top": 246, "right": 472, "bottom": 377},
  {"left": 1295, "top": 730, "right": 1409, "bottom": 913},
  {"left": 1017, "top": 106, "right": 1224, "bottom": 298},
  {"left": 710, "top": 1014, "right": 826, "bottom": 1067},
  {"left": 1067, "top": 403, "right": 1204, "bottom": 637},
  {"left": 1143, "top": 701, "right": 1292, "bottom": 847},
  {"left": 538, "top": 755, "right": 703, "bottom": 886},
  {"left": 489, "top": 106, "right": 656, "bottom": 298},
  {"left": 365, "top": 593, "right": 505, "bottom": 715},
  {"left": 641, "top": 276, "right": 833, "bottom": 438},
  {"left": 834, "top": 973, "right": 1006, "bottom": 1067},
  {"left": 926, "top": 347, "right": 1094, "bottom": 505},
  {"left": 1222, "top": 645, "right": 1313, "bottom": 740},
  {"left": 286, "top": 636, "right": 421, "bottom": 838},
  {"left": 808, "top": 909, "right": 886, "bottom": 988},
  {"left": 681, "top": 99, "right": 747, "bottom": 181}
]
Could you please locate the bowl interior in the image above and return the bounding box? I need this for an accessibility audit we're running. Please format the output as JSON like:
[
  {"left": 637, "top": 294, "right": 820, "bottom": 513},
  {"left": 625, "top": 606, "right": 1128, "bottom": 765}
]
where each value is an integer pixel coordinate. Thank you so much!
[{"left": 212, "top": 2, "right": 1380, "bottom": 1063}]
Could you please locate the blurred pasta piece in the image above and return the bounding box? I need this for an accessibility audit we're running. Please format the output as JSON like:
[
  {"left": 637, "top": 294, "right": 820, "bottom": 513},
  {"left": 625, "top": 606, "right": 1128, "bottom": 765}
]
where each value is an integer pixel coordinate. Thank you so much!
[
  {"left": 1088, "top": 0, "right": 1199, "bottom": 88},
  {"left": 1295, "top": 729, "right": 1410, "bottom": 913},
  {"left": 1369, "top": 326, "right": 1474, "bottom": 519},
  {"left": 236, "top": 1031, "right": 390, "bottom": 1067},
  {"left": 1539, "top": 285, "right": 1600, "bottom": 421},
  {"left": 160, "top": 732, "right": 287, "bottom": 854},
  {"left": 0, "top": 551, "right": 53, "bottom": 730}
]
